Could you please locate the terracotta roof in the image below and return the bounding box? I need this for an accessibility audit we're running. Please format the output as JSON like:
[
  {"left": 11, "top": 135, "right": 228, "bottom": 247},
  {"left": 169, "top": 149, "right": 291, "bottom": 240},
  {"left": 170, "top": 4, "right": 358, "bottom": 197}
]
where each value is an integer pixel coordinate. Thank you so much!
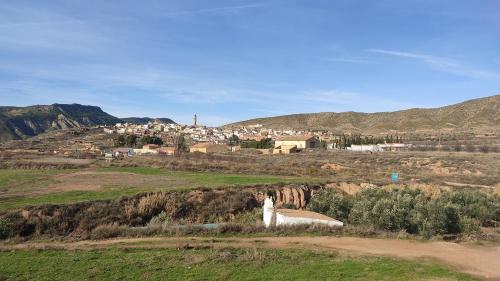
[
  {"left": 276, "top": 208, "right": 341, "bottom": 222},
  {"left": 276, "top": 135, "right": 316, "bottom": 141}
]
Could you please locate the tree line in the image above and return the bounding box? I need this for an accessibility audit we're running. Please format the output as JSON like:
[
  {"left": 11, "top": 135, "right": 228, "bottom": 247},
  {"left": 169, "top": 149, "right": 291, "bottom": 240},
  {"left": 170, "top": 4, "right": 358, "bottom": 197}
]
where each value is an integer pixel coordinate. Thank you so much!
[{"left": 333, "top": 135, "right": 403, "bottom": 149}]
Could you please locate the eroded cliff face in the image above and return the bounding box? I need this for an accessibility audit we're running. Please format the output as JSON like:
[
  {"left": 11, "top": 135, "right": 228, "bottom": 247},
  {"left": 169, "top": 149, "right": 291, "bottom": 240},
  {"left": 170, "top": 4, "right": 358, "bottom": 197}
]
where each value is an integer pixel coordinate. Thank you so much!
[
  {"left": 251, "top": 185, "right": 318, "bottom": 209},
  {"left": 1, "top": 184, "right": 322, "bottom": 239}
]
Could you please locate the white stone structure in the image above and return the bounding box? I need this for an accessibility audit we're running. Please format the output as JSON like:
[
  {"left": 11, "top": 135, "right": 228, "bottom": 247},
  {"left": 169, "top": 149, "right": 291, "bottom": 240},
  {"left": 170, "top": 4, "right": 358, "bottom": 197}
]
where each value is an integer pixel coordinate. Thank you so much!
[
  {"left": 263, "top": 197, "right": 343, "bottom": 228},
  {"left": 348, "top": 143, "right": 411, "bottom": 152}
]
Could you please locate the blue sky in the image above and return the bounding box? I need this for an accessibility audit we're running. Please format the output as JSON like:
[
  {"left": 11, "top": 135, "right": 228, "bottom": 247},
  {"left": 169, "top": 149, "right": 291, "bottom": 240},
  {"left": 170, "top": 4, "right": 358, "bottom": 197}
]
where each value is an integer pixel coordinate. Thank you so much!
[{"left": 0, "top": 0, "right": 499, "bottom": 125}]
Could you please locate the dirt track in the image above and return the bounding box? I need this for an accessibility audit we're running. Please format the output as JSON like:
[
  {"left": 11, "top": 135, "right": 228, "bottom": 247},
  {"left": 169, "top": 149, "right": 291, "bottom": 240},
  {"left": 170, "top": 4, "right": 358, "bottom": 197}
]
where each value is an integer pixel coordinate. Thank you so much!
[{"left": 2, "top": 236, "right": 499, "bottom": 280}]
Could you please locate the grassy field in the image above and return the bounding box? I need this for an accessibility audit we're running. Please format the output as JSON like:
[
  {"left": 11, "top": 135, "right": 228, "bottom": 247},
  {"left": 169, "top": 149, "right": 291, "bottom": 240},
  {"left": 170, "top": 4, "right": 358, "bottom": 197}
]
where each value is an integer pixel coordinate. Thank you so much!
[
  {"left": 0, "top": 167, "right": 318, "bottom": 211},
  {"left": 0, "top": 247, "right": 477, "bottom": 281},
  {"left": 97, "top": 166, "right": 313, "bottom": 186}
]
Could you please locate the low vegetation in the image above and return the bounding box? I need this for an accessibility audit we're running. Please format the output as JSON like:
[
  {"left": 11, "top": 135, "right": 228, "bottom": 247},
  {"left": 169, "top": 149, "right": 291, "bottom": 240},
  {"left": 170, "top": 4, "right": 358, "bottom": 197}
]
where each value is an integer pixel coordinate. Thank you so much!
[
  {"left": 308, "top": 188, "right": 500, "bottom": 237},
  {"left": 0, "top": 247, "right": 478, "bottom": 281},
  {"left": 0, "top": 218, "right": 12, "bottom": 240}
]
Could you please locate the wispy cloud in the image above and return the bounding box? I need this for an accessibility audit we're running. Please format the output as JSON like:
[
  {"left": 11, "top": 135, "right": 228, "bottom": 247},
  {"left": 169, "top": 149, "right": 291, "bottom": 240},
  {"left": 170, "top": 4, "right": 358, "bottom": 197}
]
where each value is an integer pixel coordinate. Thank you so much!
[
  {"left": 0, "top": 3, "right": 266, "bottom": 28},
  {"left": 366, "top": 49, "right": 500, "bottom": 80}
]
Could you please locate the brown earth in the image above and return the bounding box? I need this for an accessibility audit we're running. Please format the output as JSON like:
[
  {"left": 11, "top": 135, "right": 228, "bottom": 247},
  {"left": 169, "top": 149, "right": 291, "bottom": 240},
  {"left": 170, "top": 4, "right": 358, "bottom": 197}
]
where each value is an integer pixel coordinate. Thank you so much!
[
  {"left": 3, "top": 236, "right": 499, "bottom": 280},
  {"left": 327, "top": 181, "right": 451, "bottom": 197},
  {"left": 321, "top": 163, "right": 351, "bottom": 171}
]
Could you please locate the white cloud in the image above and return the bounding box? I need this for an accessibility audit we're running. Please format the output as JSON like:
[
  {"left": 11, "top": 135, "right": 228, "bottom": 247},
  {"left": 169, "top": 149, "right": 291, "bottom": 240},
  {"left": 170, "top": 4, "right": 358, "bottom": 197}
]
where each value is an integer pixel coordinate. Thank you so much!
[{"left": 366, "top": 49, "right": 500, "bottom": 80}]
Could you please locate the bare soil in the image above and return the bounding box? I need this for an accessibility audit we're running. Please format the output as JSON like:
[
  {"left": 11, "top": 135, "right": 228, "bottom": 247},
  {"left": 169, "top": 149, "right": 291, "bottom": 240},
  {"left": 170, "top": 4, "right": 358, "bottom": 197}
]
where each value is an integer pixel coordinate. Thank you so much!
[{"left": 3, "top": 236, "right": 499, "bottom": 280}]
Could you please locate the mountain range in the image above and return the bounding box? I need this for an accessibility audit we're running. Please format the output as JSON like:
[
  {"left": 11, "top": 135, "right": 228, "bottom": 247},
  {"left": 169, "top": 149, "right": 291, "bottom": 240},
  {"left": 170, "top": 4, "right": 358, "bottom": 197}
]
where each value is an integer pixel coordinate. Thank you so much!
[
  {"left": 226, "top": 95, "right": 500, "bottom": 134},
  {"left": 1, "top": 95, "right": 498, "bottom": 142}
]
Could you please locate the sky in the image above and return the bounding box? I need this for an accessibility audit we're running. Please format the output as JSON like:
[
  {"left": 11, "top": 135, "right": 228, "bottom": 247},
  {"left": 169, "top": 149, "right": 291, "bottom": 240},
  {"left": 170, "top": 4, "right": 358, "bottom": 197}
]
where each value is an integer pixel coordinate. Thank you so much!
[{"left": 0, "top": 0, "right": 499, "bottom": 126}]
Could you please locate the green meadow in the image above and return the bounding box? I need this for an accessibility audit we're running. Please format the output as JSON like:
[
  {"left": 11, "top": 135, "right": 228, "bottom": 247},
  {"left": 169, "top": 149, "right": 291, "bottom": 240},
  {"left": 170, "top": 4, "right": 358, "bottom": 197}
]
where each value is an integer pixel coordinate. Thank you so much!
[{"left": 0, "top": 247, "right": 477, "bottom": 281}]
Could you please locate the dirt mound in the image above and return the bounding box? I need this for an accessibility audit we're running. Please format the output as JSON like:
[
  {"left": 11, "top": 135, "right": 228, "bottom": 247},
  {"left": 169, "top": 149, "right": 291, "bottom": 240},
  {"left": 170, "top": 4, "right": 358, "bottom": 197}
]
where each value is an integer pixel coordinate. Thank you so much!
[
  {"left": 326, "top": 182, "right": 376, "bottom": 195},
  {"left": 400, "top": 158, "right": 483, "bottom": 176},
  {"left": 320, "top": 163, "right": 350, "bottom": 171}
]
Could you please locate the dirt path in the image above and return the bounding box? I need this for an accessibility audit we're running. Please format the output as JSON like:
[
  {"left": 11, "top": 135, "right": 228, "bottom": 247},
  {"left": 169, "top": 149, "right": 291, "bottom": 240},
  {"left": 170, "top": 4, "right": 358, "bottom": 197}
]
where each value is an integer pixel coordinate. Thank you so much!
[{"left": 2, "top": 236, "right": 499, "bottom": 280}]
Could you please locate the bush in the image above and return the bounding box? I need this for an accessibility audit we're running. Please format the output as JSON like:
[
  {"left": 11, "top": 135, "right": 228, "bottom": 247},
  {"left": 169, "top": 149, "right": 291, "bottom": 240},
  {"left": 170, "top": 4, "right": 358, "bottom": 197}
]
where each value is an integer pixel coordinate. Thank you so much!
[
  {"left": 349, "top": 188, "right": 421, "bottom": 232},
  {"left": 148, "top": 211, "right": 171, "bottom": 226},
  {"left": 0, "top": 218, "right": 12, "bottom": 240},
  {"left": 307, "top": 189, "right": 352, "bottom": 222},
  {"left": 459, "top": 216, "right": 481, "bottom": 234},
  {"left": 90, "top": 224, "right": 127, "bottom": 240},
  {"left": 233, "top": 209, "right": 263, "bottom": 225},
  {"left": 479, "top": 145, "right": 489, "bottom": 153},
  {"left": 310, "top": 187, "right": 500, "bottom": 237}
]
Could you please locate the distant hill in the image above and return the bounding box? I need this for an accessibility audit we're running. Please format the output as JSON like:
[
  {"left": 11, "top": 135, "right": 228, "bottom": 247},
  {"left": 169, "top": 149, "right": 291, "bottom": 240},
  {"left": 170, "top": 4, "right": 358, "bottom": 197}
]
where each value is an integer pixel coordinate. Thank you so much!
[
  {"left": 0, "top": 104, "right": 122, "bottom": 142},
  {"left": 226, "top": 95, "right": 500, "bottom": 134},
  {"left": 121, "top": 117, "right": 176, "bottom": 125}
]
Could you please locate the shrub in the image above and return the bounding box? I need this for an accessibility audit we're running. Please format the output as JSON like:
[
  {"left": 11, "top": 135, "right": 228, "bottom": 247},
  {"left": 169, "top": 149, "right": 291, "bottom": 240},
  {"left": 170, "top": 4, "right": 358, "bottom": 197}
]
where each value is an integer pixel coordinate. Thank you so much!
[
  {"left": 311, "top": 188, "right": 500, "bottom": 237},
  {"left": 233, "top": 209, "right": 263, "bottom": 225},
  {"left": 307, "top": 188, "right": 352, "bottom": 221},
  {"left": 349, "top": 188, "right": 421, "bottom": 232},
  {"left": 479, "top": 145, "right": 489, "bottom": 153},
  {"left": 90, "top": 224, "right": 127, "bottom": 240},
  {"left": 148, "top": 211, "right": 171, "bottom": 226},
  {"left": 137, "top": 192, "right": 168, "bottom": 217},
  {"left": 459, "top": 216, "right": 481, "bottom": 234},
  {"left": 0, "top": 218, "right": 13, "bottom": 240}
]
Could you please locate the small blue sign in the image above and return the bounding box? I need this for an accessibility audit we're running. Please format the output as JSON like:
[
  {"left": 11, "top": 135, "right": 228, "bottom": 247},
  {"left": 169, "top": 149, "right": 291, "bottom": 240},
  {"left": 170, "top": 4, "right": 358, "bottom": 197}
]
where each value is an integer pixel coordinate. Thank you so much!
[{"left": 391, "top": 172, "right": 399, "bottom": 183}]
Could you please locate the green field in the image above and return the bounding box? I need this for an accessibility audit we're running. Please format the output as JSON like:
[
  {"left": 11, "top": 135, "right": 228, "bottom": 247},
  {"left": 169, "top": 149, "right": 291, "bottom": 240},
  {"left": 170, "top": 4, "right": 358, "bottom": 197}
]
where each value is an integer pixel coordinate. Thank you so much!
[
  {"left": 0, "top": 247, "right": 477, "bottom": 281},
  {"left": 0, "top": 167, "right": 319, "bottom": 211}
]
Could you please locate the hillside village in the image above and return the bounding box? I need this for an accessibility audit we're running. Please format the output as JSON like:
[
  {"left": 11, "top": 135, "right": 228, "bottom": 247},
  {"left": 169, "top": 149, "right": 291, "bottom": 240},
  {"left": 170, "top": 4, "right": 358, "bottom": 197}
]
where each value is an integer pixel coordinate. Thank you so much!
[{"left": 101, "top": 118, "right": 412, "bottom": 158}]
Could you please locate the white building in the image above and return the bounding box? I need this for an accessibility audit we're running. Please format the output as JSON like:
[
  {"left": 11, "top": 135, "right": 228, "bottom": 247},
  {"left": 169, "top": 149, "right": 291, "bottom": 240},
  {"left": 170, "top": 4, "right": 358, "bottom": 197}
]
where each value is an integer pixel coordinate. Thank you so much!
[
  {"left": 263, "top": 197, "right": 343, "bottom": 228},
  {"left": 348, "top": 143, "right": 411, "bottom": 152},
  {"left": 348, "top": 144, "right": 382, "bottom": 152}
]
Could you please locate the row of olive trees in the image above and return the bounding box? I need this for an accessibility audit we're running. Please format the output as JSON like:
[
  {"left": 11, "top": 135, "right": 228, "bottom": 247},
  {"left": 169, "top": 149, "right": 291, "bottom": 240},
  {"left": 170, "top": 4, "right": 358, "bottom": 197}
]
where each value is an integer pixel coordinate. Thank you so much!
[
  {"left": 411, "top": 144, "right": 498, "bottom": 153},
  {"left": 308, "top": 188, "right": 499, "bottom": 237}
]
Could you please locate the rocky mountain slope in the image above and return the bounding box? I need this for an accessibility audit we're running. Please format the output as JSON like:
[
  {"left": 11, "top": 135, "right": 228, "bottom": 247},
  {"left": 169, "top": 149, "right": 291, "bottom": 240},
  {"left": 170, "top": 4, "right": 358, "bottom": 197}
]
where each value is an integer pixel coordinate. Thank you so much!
[
  {"left": 226, "top": 95, "right": 500, "bottom": 134},
  {"left": 0, "top": 104, "right": 122, "bottom": 142},
  {"left": 121, "top": 117, "right": 176, "bottom": 125}
]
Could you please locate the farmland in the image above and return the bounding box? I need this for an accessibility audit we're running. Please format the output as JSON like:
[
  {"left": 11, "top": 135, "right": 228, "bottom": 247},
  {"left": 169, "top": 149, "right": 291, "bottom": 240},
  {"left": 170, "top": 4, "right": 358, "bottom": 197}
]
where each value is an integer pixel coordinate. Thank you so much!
[{"left": 0, "top": 167, "right": 311, "bottom": 210}]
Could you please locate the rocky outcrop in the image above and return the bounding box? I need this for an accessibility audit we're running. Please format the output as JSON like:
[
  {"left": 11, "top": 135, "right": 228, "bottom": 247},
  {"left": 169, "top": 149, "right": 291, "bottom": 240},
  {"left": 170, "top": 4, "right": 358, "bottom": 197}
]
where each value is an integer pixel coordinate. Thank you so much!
[{"left": 253, "top": 184, "right": 320, "bottom": 209}]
